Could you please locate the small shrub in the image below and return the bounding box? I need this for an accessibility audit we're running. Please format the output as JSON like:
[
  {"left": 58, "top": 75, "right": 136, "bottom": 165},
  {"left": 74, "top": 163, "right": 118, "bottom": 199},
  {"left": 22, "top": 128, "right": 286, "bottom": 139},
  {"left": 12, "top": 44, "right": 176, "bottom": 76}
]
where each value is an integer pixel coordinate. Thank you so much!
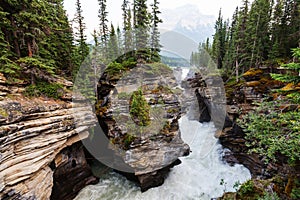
[
  {"left": 238, "top": 180, "right": 254, "bottom": 196},
  {"left": 106, "top": 61, "right": 125, "bottom": 77},
  {"left": 18, "top": 57, "right": 55, "bottom": 74},
  {"left": 291, "top": 188, "right": 300, "bottom": 199},
  {"left": 237, "top": 100, "right": 300, "bottom": 164},
  {"left": 121, "top": 59, "right": 136, "bottom": 69},
  {"left": 123, "top": 134, "right": 136, "bottom": 149},
  {"left": 130, "top": 88, "right": 151, "bottom": 126},
  {"left": 24, "top": 81, "right": 63, "bottom": 99},
  {"left": 291, "top": 179, "right": 300, "bottom": 200},
  {"left": 258, "top": 192, "right": 280, "bottom": 200}
]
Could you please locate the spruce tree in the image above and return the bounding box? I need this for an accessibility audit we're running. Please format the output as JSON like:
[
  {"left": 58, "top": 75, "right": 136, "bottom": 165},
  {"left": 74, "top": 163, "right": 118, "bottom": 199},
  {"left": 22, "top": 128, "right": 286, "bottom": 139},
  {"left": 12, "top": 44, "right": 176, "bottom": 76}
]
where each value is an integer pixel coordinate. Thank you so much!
[
  {"left": 269, "top": 0, "right": 284, "bottom": 61},
  {"left": 0, "top": 0, "right": 77, "bottom": 79},
  {"left": 116, "top": 26, "right": 123, "bottom": 55},
  {"left": 45, "top": 0, "right": 77, "bottom": 76},
  {"left": 235, "top": 0, "right": 250, "bottom": 80},
  {"left": 0, "top": 7, "right": 19, "bottom": 74},
  {"left": 223, "top": 7, "right": 239, "bottom": 75},
  {"left": 246, "top": 0, "right": 272, "bottom": 67},
  {"left": 150, "top": 0, "right": 163, "bottom": 62},
  {"left": 134, "top": 0, "right": 151, "bottom": 61},
  {"left": 281, "top": 0, "right": 300, "bottom": 53},
  {"left": 74, "top": 0, "right": 89, "bottom": 67},
  {"left": 123, "top": 5, "right": 134, "bottom": 55},
  {"left": 108, "top": 24, "right": 119, "bottom": 61},
  {"left": 92, "top": 29, "right": 99, "bottom": 47},
  {"left": 212, "top": 9, "right": 227, "bottom": 69},
  {"left": 98, "top": 0, "right": 109, "bottom": 55}
]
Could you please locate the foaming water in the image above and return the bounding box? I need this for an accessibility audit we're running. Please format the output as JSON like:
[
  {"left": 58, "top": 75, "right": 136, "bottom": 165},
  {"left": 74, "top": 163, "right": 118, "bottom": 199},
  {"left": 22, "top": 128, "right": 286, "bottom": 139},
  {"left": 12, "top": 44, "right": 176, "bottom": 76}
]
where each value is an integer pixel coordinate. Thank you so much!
[{"left": 74, "top": 116, "right": 251, "bottom": 200}]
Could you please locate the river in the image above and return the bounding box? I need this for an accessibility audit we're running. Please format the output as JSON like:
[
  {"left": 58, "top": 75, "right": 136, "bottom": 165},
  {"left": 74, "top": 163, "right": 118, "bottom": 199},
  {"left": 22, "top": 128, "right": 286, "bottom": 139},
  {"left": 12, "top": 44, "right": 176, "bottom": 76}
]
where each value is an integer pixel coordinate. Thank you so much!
[{"left": 74, "top": 113, "right": 251, "bottom": 200}]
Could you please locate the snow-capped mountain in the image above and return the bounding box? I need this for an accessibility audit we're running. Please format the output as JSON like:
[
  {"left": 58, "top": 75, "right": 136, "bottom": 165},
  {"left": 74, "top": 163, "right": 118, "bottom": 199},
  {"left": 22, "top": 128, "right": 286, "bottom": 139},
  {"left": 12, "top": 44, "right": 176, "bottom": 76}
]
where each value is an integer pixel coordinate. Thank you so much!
[{"left": 160, "top": 4, "right": 215, "bottom": 43}]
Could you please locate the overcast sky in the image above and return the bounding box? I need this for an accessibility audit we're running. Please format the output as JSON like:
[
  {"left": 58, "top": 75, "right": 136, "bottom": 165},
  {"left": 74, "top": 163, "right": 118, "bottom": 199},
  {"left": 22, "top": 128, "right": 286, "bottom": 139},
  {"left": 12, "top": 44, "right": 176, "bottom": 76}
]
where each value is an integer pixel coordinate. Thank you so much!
[{"left": 63, "top": 0, "right": 251, "bottom": 41}]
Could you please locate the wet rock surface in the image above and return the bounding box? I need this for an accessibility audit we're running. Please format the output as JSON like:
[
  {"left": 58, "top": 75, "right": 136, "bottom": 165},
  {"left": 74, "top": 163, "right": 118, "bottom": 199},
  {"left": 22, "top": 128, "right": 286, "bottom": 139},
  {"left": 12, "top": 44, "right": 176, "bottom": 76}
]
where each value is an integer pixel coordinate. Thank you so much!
[{"left": 51, "top": 142, "right": 98, "bottom": 200}]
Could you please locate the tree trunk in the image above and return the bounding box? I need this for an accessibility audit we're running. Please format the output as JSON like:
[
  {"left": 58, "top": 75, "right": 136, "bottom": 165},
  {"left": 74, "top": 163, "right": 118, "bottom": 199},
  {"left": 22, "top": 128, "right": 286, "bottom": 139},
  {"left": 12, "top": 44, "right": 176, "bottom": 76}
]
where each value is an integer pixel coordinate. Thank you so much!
[
  {"left": 27, "top": 41, "right": 33, "bottom": 57},
  {"left": 235, "top": 46, "right": 239, "bottom": 82},
  {"left": 10, "top": 16, "right": 21, "bottom": 57},
  {"left": 236, "top": 59, "right": 239, "bottom": 82}
]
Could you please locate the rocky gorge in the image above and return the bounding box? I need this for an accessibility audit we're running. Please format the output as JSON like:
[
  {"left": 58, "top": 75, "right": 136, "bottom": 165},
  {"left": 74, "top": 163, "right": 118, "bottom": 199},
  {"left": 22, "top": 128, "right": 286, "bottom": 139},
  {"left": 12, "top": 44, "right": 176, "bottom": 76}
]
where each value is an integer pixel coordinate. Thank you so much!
[
  {"left": 0, "top": 62, "right": 191, "bottom": 199},
  {"left": 1, "top": 62, "right": 298, "bottom": 199},
  {"left": 185, "top": 68, "right": 300, "bottom": 199}
]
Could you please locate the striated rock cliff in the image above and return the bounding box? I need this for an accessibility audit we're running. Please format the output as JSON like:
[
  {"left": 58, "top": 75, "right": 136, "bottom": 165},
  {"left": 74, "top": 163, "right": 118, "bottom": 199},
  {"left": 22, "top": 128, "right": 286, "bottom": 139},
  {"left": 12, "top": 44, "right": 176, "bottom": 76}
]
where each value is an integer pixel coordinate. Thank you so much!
[
  {"left": 185, "top": 68, "right": 287, "bottom": 177},
  {"left": 0, "top": 73, "right": 98, "bottom": 199},
  {"left": 95, "top": 64, "right": 190, "bottom": 191}
]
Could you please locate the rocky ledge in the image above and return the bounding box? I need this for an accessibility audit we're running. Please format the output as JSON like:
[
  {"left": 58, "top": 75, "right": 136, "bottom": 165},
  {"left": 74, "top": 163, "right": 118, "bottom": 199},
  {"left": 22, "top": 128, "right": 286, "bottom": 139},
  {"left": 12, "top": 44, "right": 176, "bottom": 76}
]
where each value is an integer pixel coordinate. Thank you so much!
[{"left": 0, "top": 73, "right": 98, "bottom": 200}]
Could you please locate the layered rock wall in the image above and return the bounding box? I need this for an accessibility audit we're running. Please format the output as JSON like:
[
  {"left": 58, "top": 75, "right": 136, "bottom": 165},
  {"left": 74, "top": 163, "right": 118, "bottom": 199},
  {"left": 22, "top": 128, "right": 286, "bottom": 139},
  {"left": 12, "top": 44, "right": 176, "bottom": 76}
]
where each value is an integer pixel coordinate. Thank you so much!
[{"left": 0, "top": 73, "right": 97, "bottom": 199}]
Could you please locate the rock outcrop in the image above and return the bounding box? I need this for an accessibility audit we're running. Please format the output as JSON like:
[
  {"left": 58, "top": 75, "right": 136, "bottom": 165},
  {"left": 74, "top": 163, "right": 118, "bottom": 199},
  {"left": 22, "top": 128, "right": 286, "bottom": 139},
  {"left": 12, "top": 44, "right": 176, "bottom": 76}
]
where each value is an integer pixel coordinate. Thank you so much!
[
  {"left": 96, "top": 64, "right": 190, "bottom": 191},
  {"left": 184, "top": 72, "right": 227, "bottom": 129},
  {"left": 187, "top": 68, "right": 299, "bottom": 182},
  {"left": 0, "top": 73, "right": 98, "bottom": 199}
]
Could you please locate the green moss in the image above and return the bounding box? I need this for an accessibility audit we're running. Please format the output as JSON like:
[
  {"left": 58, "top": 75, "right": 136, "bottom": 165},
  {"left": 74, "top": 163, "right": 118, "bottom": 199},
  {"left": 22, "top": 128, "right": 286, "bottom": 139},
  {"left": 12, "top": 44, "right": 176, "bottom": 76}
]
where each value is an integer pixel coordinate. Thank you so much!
[
  {"left": 105, "top": 61, "right": 126, "bottom": 77},
  {"left": 291, "top": 179, "right": 300, "bottom": 199},
  {"left": 160, "top": 121, "right": 171, "bottom": 135},
  {"left": 24, "top": 81, "right": 63, "bottom": 99},
  {"left": 146, "top": 62, "right": 172, "bottom": 75},
  {"left": 0, "top": 107, "right": 8, "bottom": 118},
  {"left": 167, "top": 108, "right": 178, "bottom": 114},
  {"left": 243, "top": 68, "right": 264, "bottom": 77},
  {"left": 123, "top": 134, "right": 136, "bottom": 149},
  {"left": 95, "top": 100, "right": 107, "bottom": 117},
  {"left": 117, "top": 92, "right": 132, "bottom": 99}
]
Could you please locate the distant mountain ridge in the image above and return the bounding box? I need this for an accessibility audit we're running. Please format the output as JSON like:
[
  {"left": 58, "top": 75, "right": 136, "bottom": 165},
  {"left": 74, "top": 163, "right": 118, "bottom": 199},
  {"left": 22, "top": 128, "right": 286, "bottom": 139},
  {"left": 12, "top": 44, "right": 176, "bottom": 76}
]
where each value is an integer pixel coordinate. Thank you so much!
[{"left": 160, "top": 4, "right": 215, "bottom": 43}]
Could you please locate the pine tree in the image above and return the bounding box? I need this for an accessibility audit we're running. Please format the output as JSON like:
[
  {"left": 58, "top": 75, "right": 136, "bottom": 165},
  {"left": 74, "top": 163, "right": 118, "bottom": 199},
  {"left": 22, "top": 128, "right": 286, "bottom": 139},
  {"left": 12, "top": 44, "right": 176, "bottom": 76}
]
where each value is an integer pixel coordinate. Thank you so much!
[
  {"left": 246, "top": 0, "right": 272, "bottom": 67},
  {"left": 108, "top": 24, "right": 119, "bottom": 61},
  {"left": 150, "top": 0, "right": 163, "bottom": 62},
  {"left": 74, "top": 0, "right": 89, "bottom": 67},
  {"left": 280, "top": 0, "right": 300, "bottom": 54},
  {"left": 234, "top": 0, "right": 250, "bottom": 80},
  {"left": 223, "top": 7, "right": 239, "bottom": 75},
  {"left": 123, "top": 5, "right": 134, "bottom": 55},
  {"left": 0, "top": 0, "right": 77, "bottom": 79},
  {"left": 92, "top": 29, "right": 99, "bottom": 47},
  {"left": 212, "top": 9, "right": 227, "bottom": 69},
  {"left": 116, "top": 26, "right": 123, "bottom": 55},
  {"left": 134, "top": 0, "right": 151, "bottom": 62},
  {"left": 0, "top": 7, "right": 19, "bottom": 74},
  {"left": 98, "top": 0, "right": 109, "bottom": 55}
]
